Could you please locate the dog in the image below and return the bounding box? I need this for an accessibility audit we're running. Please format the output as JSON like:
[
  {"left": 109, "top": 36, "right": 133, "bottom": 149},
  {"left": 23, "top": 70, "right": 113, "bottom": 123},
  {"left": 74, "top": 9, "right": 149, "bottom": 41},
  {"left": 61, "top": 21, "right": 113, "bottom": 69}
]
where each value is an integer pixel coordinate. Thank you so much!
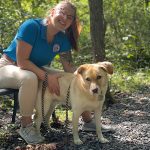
[{"left": 34, "top": 61, "right": 113, "bottom": 145}]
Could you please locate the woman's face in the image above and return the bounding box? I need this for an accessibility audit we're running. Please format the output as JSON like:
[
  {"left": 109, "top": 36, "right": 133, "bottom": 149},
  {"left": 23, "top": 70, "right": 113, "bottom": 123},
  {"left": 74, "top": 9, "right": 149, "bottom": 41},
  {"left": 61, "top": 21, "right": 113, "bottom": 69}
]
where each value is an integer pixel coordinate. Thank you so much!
[{"left": 51, "top": 3, "right": 75, "bottom": 31}]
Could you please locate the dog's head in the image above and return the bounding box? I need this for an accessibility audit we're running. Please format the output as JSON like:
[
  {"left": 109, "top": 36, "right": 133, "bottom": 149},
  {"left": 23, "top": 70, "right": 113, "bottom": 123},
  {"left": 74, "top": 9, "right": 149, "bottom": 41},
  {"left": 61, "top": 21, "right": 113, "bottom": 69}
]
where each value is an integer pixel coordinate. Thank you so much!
[{"left": 74, "top": 61, "right": 113, "bottom": 96}]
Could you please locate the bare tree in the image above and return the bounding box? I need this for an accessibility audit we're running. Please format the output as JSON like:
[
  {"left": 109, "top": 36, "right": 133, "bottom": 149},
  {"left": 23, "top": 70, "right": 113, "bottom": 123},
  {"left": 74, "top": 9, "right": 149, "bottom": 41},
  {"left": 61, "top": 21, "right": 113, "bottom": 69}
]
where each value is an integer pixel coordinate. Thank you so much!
[
  {"left": 88, "top": 0, "right": 114, "bottom": 107},
  {"left": 88, "top": 0, "right": 106, "bottom": 62}
]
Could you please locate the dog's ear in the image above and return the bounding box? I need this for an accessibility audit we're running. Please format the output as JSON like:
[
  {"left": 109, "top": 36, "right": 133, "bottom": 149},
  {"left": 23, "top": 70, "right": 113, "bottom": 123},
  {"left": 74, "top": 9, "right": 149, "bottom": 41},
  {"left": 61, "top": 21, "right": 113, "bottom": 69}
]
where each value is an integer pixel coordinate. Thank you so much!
[
  {"left": 74, "top": 65, "right": 86, "bottom": 75},
  {"left": 97, "top": 61, "right": 113, "bottom": 75}
]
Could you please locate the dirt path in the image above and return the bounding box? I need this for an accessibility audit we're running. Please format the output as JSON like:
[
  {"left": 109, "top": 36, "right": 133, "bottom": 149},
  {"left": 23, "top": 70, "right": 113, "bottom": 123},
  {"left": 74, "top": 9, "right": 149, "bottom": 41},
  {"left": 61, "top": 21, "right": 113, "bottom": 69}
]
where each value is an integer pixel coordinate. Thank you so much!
[{"left": 0, "top": 87, "right": 150, "bottom": 150}]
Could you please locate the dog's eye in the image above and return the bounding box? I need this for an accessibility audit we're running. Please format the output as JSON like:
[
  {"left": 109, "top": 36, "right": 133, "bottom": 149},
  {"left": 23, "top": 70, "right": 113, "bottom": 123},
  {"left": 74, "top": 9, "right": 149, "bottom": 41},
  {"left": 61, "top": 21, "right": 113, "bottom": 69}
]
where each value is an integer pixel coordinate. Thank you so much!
[
  {"left": 86, "top": 77, "right": 91, "bottom": 81},
  {"left": 97, "top": 75, "right": 102, "bottom": 80}
]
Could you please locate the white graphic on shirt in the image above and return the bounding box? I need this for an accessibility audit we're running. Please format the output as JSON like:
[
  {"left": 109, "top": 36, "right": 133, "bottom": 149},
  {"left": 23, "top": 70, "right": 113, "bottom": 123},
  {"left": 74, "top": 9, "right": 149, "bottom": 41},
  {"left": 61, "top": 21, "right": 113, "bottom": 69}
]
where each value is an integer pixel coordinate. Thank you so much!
[{"left": 53, "top": 44, "right": 60, "bottom": 52}]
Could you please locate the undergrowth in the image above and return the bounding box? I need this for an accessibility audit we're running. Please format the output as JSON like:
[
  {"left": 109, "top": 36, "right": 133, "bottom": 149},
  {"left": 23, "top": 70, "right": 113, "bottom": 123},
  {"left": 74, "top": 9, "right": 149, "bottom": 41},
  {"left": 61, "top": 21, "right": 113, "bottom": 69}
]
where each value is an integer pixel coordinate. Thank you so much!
[{"left": 110, "top": 68, "right": 150, "bottom": 93}]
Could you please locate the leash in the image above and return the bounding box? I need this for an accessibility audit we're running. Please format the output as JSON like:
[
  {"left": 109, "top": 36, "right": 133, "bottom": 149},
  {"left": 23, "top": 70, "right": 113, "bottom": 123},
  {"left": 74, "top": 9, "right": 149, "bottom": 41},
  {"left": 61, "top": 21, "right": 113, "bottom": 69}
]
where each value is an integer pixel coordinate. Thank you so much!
[
  {"left": 41, "top": 72, "right": 71, "bottom": 147},
  {"left": 64, "top": 84, "right": 70, "bottom": 149},
  {"left": 41, "top": 72, "right": 50, "bottom": 132},
  {"left": 42, "top": 72, "right": 62, "bottom": 142}
]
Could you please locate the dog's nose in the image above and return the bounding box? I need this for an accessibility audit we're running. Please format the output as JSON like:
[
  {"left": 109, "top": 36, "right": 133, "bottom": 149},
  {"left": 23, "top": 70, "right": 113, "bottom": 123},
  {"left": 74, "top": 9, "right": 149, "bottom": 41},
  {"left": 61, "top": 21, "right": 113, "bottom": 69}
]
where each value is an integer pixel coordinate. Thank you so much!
[{"left": 92, "top": 88, "right": 98, "bottom": 94}]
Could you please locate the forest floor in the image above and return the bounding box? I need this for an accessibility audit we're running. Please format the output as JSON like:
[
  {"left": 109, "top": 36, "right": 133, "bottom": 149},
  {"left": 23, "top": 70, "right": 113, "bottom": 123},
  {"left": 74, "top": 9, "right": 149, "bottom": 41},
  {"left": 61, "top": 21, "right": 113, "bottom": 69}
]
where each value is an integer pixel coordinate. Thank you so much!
[{"left": 0, "top": 86, "right": 150, "bottom": 150}]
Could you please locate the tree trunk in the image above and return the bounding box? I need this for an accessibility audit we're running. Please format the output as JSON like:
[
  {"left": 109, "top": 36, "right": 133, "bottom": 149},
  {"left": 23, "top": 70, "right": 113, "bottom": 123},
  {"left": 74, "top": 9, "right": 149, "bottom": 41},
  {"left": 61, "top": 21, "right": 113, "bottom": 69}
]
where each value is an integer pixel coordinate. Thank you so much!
[
  {"left": 88, "top": 0, "right": 105, "bottom": 62},
  {"left": 88, "top": 0, "right": 114, "bottom": 107}
]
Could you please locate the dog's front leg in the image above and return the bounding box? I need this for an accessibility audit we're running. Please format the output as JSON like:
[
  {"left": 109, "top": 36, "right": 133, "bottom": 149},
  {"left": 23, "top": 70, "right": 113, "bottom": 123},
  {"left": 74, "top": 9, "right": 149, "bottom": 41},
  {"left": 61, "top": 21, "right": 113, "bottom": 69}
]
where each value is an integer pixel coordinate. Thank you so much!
[
  {"left": 95, "top": 109, "right": 109, "bottom": 143},
  {"left": 45, "top": 102, "right": 57, "bottom": 129},
  {"left": 72, "top": 110, "right": 83, "bottom": 145}
]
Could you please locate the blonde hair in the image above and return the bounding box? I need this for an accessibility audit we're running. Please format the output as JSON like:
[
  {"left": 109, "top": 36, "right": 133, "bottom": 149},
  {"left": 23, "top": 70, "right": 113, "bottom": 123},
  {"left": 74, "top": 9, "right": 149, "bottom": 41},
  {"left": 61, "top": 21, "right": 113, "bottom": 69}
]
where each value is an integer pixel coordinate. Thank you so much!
[{"left": 45, "top": 0, "right": 81, "bottom": 51}]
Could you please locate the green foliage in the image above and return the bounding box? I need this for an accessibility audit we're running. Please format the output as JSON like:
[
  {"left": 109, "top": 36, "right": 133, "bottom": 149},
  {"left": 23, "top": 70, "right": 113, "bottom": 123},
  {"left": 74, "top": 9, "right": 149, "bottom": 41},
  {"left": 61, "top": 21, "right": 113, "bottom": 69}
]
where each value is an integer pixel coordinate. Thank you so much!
[
  {"left": 55, "top": 106, "right": 72, "bottom": 122},
  {"left": 0, "top": 0, "right": 56, "bottom": 49},
  {"left": 104, "top": 0, "right": 150, "bottom": 69},
  {"left": 111, "top": 69, "right": 150, "bottom": 93},
  {"left": 0, "top": 96, "right": 13, "bottom": 111}
]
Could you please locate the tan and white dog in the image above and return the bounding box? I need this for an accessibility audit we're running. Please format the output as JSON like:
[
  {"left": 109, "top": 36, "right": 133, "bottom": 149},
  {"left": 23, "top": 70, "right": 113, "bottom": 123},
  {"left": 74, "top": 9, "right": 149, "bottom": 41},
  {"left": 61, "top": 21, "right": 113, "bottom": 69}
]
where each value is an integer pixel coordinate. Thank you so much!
[{"left": 34, "top": 61, "right": 113, "bottom": 145}]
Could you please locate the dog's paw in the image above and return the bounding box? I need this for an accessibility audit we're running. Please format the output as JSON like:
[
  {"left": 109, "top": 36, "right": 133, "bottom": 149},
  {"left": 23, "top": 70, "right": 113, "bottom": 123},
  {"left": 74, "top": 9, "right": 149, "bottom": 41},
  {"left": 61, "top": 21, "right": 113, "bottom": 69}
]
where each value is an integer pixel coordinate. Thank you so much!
[
  {"left": 74, "top": 139, "right": 83, "bottom": 145},
  {"left": 99, "top": 137, "right": 109, "bottom": 143}
]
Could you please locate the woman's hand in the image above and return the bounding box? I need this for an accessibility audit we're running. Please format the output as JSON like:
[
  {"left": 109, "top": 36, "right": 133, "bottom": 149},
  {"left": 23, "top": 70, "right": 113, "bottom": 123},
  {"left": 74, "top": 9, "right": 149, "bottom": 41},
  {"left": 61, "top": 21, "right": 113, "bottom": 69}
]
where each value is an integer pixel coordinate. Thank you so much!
[{"left": 47, "top": 73, "right": 62, "bottom": 96}]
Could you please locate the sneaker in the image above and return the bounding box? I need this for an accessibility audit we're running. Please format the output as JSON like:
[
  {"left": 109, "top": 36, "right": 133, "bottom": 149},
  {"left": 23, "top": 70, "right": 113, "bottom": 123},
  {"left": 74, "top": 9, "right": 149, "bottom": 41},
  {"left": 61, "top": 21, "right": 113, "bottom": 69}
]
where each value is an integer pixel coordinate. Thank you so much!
[
  {"left": 82, "top": 119, "right": 114, "bottom": 133},
  {"left": 18, "top": 123, "right": 45, "bottom": 144}
]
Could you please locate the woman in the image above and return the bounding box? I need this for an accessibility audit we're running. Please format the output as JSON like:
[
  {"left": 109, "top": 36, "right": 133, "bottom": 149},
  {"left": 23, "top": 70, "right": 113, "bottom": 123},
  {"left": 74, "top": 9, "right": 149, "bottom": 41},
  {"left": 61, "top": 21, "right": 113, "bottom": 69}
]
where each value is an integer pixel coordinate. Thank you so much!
[{"left": 0, "top": 0, "right": 110, "bottom": 146}]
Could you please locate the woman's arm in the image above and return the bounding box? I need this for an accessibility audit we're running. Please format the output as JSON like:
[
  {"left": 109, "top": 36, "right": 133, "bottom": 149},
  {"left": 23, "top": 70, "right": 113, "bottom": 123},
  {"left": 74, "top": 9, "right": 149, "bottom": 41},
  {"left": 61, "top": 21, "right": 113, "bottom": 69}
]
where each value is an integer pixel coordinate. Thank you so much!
[
  {"left": 17, "top": 40, "right": 61, "bottom": 95},
  {"left": 17, "top": 40, "right": 46, "bottom": 80},
  {"left": 59, "top": 51, "right": 76, "bottom": 73}
]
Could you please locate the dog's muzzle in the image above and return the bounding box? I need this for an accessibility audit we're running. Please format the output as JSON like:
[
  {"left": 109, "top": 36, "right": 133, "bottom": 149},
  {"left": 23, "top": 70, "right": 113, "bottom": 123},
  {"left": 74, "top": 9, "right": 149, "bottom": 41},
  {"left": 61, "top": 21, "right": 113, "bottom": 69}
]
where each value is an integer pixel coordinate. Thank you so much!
[{"left": 92, "top": 88, "right": 98, "bottom": 94}]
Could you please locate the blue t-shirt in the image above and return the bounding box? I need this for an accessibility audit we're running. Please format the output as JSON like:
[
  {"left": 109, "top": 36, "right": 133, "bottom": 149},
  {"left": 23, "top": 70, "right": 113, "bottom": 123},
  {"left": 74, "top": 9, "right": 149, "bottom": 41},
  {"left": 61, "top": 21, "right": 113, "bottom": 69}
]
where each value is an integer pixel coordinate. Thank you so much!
[{"left": 4, "top": 19, "right": 72, "bottom": 67}]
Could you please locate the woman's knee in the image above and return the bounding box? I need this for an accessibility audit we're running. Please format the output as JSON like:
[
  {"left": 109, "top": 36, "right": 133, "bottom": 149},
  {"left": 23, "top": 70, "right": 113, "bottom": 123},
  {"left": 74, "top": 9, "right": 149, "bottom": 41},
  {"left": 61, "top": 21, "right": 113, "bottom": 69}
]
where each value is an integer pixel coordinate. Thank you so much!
[{"left": 21, "top": 71, "right": 38, "bottom": 87}]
